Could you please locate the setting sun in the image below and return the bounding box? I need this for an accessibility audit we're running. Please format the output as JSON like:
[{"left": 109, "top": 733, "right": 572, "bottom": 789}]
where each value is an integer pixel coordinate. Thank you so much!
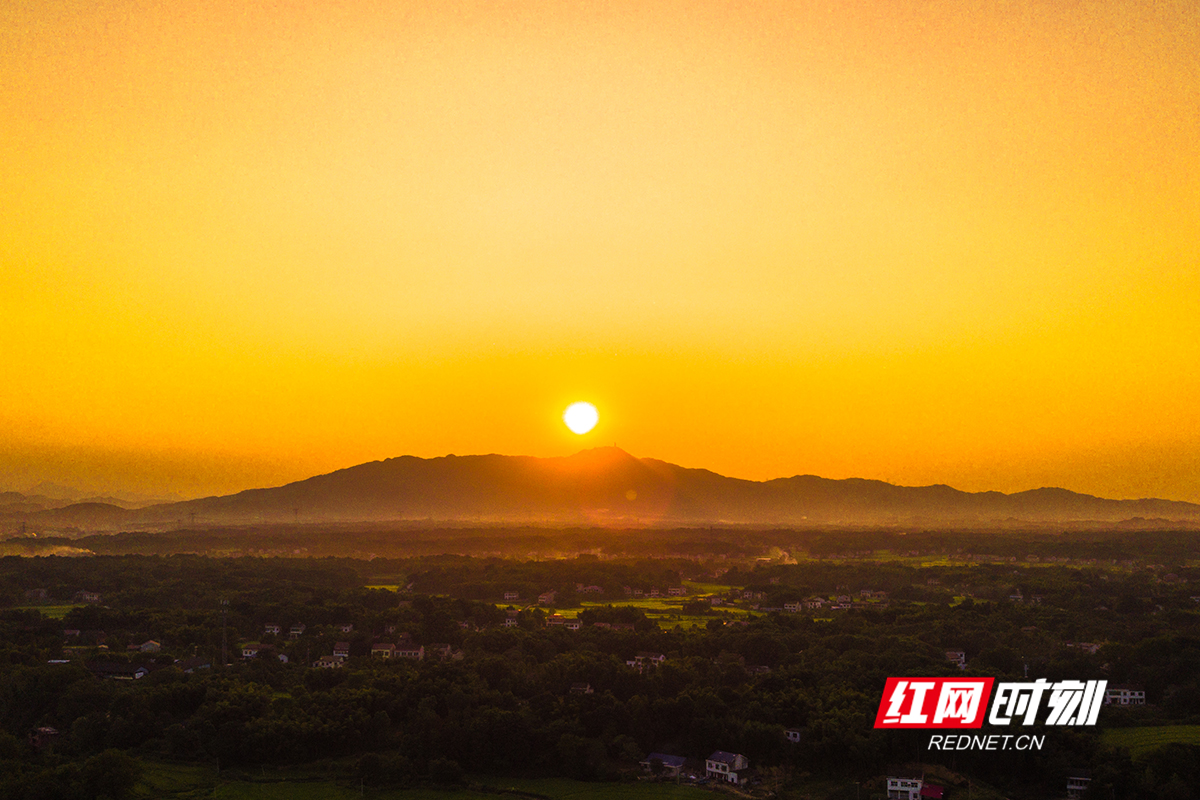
[{"left": 563, "top": 402, "right": 599, "bottom": 435}]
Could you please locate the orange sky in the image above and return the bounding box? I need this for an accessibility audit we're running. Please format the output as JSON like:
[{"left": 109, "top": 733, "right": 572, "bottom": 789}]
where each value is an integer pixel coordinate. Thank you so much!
[{"left": 2, "top": 0, "right": 1198, "bottom": 501}]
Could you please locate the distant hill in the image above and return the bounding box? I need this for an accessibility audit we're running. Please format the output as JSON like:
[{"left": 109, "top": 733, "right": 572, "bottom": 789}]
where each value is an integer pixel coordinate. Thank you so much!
[
  {"left": 91, "top": 447, "right": 1200, "bottom": 529},
  {"left": 5, "top": 448, "right": 1199, "bottom": 532}
]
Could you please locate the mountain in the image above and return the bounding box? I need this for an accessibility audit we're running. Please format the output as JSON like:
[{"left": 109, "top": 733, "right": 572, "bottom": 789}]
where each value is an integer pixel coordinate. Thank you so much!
[{"left": 95, "top": 447, "right": 1200, "bottom": 529}]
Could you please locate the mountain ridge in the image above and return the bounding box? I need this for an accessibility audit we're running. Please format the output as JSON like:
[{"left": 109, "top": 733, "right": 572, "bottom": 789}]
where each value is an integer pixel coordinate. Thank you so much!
[{"left": 5, "top": 447, "right": 1200, "bottom": 530}]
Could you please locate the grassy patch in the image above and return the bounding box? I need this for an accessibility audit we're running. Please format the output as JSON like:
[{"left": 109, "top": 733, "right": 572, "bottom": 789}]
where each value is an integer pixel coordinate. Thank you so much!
[
  {"left": 476, "top": 777, "right": 711, "bottom": 800},
  {"left": 134, "top": 765, "right": 714, "bottom": 800},
  {"left": 682, "top": 582, "right": 733, "bottom": 595},
  {"left": 135, "top": 761, "right": 216, "bottom": 799},
  {"left": 1102, "top": 726, "right": 1200, "bottom": 758},
  {"left": 13, "top": 604, "right": 83, "bottom": 619},
  {"left": 211, "top": 782, "right": 361, "bottom": 800}
]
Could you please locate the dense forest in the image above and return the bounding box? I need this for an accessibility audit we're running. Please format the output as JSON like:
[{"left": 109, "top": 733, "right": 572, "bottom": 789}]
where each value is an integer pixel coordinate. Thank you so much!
[{"left": 1, "top": 540, "right": 1198, "bottom": 799}]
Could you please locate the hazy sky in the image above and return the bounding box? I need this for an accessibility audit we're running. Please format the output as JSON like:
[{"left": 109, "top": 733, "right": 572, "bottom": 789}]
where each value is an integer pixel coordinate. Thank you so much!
[{"left": 3, "top": 0, "right": 1198, "bottom": 501}]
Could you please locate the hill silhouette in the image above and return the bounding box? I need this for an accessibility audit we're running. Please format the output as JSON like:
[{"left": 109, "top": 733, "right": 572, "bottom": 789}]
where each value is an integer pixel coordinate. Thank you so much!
[{"left": 93, "top": 447, "right": 1200, "bottom": 528}]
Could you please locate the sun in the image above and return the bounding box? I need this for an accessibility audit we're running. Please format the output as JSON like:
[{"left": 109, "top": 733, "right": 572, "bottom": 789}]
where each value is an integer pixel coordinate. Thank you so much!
[{"left": 563, "top": 402, "right": 599, "bottom": 435}]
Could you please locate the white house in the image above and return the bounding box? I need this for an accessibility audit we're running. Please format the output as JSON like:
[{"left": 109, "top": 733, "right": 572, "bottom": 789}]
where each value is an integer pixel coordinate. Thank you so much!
[
  {"left": 1104, "top": 685, "right": 1145, "bottom": 705},
  {"left": 705, "top": 751, "right": 749, "bottom": 784},
  {"left": 886, "top": 773, "right": 923, "bottom": 800}
]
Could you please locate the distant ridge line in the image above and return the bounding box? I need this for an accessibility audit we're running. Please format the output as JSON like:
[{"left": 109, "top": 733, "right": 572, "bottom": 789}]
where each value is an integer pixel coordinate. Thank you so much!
[{"left": 6, "top": 448, "right": 1199, "bottom": 530}]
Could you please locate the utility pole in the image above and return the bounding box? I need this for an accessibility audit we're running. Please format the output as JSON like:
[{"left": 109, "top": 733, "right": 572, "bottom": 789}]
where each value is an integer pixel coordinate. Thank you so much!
[{"left": 220, "top": 598, "right": 229, "bottom": 667}]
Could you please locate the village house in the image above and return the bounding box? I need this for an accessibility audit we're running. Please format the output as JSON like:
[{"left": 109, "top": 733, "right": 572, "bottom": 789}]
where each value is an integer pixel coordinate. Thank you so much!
[
  {"left": 886, "top": 771, "right": 924, "bottom": 800},
  {"left": 396, "top": 645, "right": 424, "bottom": 660},
  {"left": 74, "top": 591, "right": 101, "bottom": 603},
  {"left": 263, "top": 624, "right": 282, "bottom": 635},
  {"left": 337, "top": 623, "right": 353, "bottom": 633},
  {"left": 705, "top": 751, "right": 749, "bottom": 785},
  {"left": 1104, "top": 685, "right": 1146, "bottom": 705},
  {"left": 289, "top": 623, "right": 306, "bottom": 639},
  {"left": 313, "top": 655, "right": 343, "bottom": 669},
  {"left": 30, "top": 727, "right": 60, "bottom": 749},
  {"left": 176, "top": 657, "right": 211, "bottom": 673},
  {"left": 565, "top": 620, "right": 582, "bottom": 631},
  {"left": 783, "top": 602, "right": 801, "bottom": 613},
  {"left": 88, "top": 662, "right": 150, "bottom": 680},
  {"left": 503, "top": 591, "right": 519, "bottom": 601},
  {"left": 569, "top": 683, "right": 594, "bottom": 695},
  {"left": 641, "top": 753, "right": 687, "bottom": 777},
  {"left": 1067, "top": 770, "right": 1092, "bottom": 799},
  {"left": 785, "top": 728, "right": 803, "bottom": 743},
  {"left": 668, "top": 587, "right": 685, "bottom": 596},
  {"left": 945, "top": 650, "right": 967, "bottom": 669},
  {"left": 333, "top": 642, "right": 351, "bottom": 659},
  {"left": 538, "top": 590, "right": 557, "bottom": 605},
  {"left": 504, "top": 617, "right": 519, "bottom": 627},
  {"left": 371, "top": 643, "right": 396, "bottom": 659},
  {"left": 546, "top": 614, "right": 565, "bottom": 626},
  {"left": 426, "top": 643, "right": 452, "bottom": 659}
]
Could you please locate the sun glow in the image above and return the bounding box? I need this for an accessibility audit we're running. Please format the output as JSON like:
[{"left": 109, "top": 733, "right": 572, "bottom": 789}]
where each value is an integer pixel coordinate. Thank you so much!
[{"left": 563, "top": 402, "right": 599, "bottom": 435}]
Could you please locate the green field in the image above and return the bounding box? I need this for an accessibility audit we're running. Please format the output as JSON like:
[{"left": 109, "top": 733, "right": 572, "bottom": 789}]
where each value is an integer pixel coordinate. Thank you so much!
[
  {"left": 136, "top": 763, "right": 711, "bottom": 800},
  {"left": 13, "top": 604, "right": 83, "bottom": 619},
  {"left": 1102, "top": 726, "right": 1200, "bottom": 758},
  {"left": 681, "top": 581, "right": 733, "bottom": 595}
]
